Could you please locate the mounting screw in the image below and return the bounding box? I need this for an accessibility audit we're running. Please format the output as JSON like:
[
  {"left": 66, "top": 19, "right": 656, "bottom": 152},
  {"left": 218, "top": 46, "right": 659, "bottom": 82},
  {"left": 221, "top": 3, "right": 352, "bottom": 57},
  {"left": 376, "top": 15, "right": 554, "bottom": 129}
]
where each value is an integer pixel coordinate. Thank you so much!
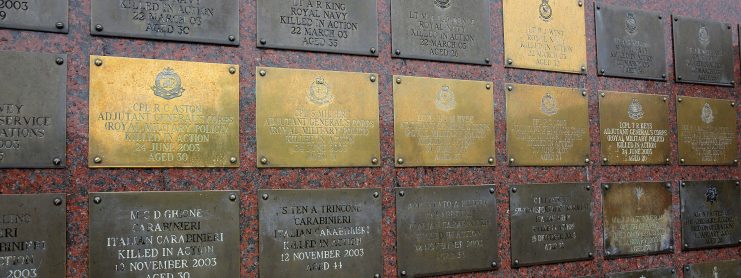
[
  {"left": 396, "top": 77, "right": 402, "bottom": 84},
  {"left": 55, "top": 57, "right": 64, "bottom": 65},
  {"left": 734, "top": 159, "right": 738, "bottom": 164},
  {"left": 735, "top": 181, "right": 739, "bottom": 186},
  {"left": 588, "top": 252, "right": 593, "bottom": 258},
  {"left": 228, "top": 35, "right": 236, "bottom": 42},
  {"left": 371, "top": 157, "right": 379, "bottom": 165},
  {"left": 230, "top": 157, "right": 237, "bottom": 164},
  {"left": 229, "top": 194, "right": 237, "bottom": 201},
  {"left": 506, "top": 58, "right": 513, "bottom": 65},
  {"left": 93, "top": 156, "right": 102, "bottom": 164},
  {"left": 398, "top": 190, "right": 405, "bottom": 197},
  {"left": 606, "top": 250, "right": 611, "bottom": 255},
  {"left": 658, "top": 15, "right": 663, "bottom": 20},
  {"left": 731, "top": 81, "right": 735, "bottom": 86},
  {"left": 674, "top": 18, "right": 678, "bottom": 22},
  {"left": 585, "top": 185, "right": 591, "bottom": 191},
  {"left": 684, "top": 243, "right": 689, "bottom": 248},
  {"left": 600, "top": 92, "right": 606, "bottom": 97},
  {"left": 259, "top": 39, "right": 266, "bottom": 45},
  {"left": 397, "top": 158, "right": 404, "bottom": 165},
  {"left": 600, "top": 69, "right": 605, "bottom": 74},
  {"left": 662, "top": 73, "right": 667, "bottom": 79},
  {"left": 395, "top": 49, "right": 401, "bottom": 55},
  {"left": 603, "top": 184, "right": 610, "bottom": 190},
  {"left": 581, "top": 91, "right": 587, "bottom": 97},
  {"left": 507, "top": 85, "right": 513, "bottom": 91},
  {"left": 94, "top": 58, "right": 103, "bottom": 67},
  {"left": 260, "top": 157, "right": 268, "bottom": 165},
  {"left": 485, "top": 58, "right": 491, "bottom": 64},
  {"left": 259, "top": 70, "right": 267, "bottom": 76},
  {"left": 677, "top": 97, "right": 683, "bottom": 102},
  {"left": 602, "top": 157, "right": 608, "bottom": 163},
  {"left": 663, "top": 97, "right": 668, "bottom": 102},
  {"left": 56, "top": 22, "right": 64, "bottom": 29},
  {"left": 489, "top": 187, "right": 495, "bottom": 194},
  {"left": 93, "top": 196, "right": 102, "bottom": 204},
  {"left": 666, "top": 182, "right": 672, "bottom": 189},
  {"left": 370, "top": 75, "right": 376, "bottom": 82},
  {"left": 684, "top": 266, "right": 690, "bottom": 271},
  {"left": 678, "top": 76, "right": 683, "bottom": 80},
  {"left": 681, "top": 182, "right": 686, "bottom": 187},
  {"left": 513, "top": 259, "right": 520, "bottom": 266},
  {"left": 95, "top": 24, "right": 103, "bottom": 31},
  {"left": 262, "top": 193, "right": 269, "bottom": 200},
  {"left": 665, "top": 158, "right": 670, "bottom": 164},
  {"left": 511, "top": 187, "right": 517, "bottom": 193},
  {"left": 585, "top": 158, "right": 590, "bottom": 164},
  {"left": 596, "top": 5, "right": 600, "bottom": 10},
  {"left": 488, "top": 157, "right": 495, "bottom": 164},
  {"left": 400, "top": 270, "right": 407, "bottom": 276},
  {"left": 53, "top": 158, "right": 62, "bottom": 165},
  {"left": 373, "top": 192, "right": 379, "bottom": 198},
  {"left": 374, "top": 274, "right": 380, "bottom": 278},
  {"left": 491, "top": 262, "right": 497, "bottom": 268},
  {"left": 229, "top": 67, "right": 236, "bottom": 74},
  {"left": 671, "top": 269, "right": 676, "bottom": 274},
  {"left": 581, "top": 66, "right": 586, "bottom": 72},
  {"left": 731, "top": 102, "right": 736, "bottom": 107},
  {"left": 370, "top": 47, "right": 376, "bottom": 54},
  {"left": 680, "top": 158, "right": 685, "bottom": 164},
  {"left": 509, "top": 158, "right": 515, "bottom": 164},
  {"left": 577, "top": 1, "right": 583, "bottom": 7},
  {"left": 486, "top": 83, "right": 492, "bottom": 90},
  {"left": 53, "top": 198, "right": 62, "bottom": 206}
]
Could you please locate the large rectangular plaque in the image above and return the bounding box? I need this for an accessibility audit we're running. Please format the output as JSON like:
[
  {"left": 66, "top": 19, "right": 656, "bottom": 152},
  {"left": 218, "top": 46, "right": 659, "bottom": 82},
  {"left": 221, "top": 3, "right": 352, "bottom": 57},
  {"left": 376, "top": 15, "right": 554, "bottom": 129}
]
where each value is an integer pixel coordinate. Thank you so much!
[
  {"left": 606, "top": 267, "right": 677, "bottom": 278},
  {"left": 88, "top": 56, "right": 240, "bottom": 168},
  {"left": 258, "top": 188, "right": 382, "bottom": 278},
  {"left": 602, "top": 182, "right": 673, "bottom": 258},
  {"left": 685, "top": 260, "right": 741, "bottom": 278},
  {"left": 390, "top": 0, "right": 493, "bottom": 65},
  {"left": 599, "top": 91, "right": 670, "bottom": 165},
  {"left": 0, "top": 194, "right": 66, "bottom": 277},
  {"left": 0, "top": 51, "right": 66, "bottom": 168},
  {"left": 256, "top": 67, "right": 380, "bottom": 168},
  {"left": 680, "top": 180, "right": 741, "bottom": 250},
  {"left": 503, "top": 0, "right": 587, "bottom": 73},
  {"left": 0, "top": 0, "right": 67, "bottom": 33},
  {"left": 677, "top": 96, "right": 737, "bottom": 165},
  {"left": 594, "top": 4, "right": 667, "bottom": 80},
  {"left": 88, "top": 191, "right": 240, "bottom": 278},
  {"left": 257, "top": 0, "right": 378, "bottom": 56},
  {"left": 393, "top": 76, "right": 495, "bottom": 167},
  {"left": 672, "top": 16, "right": 734, "bottom": 86},
  {"left": 396, "top": 186, "right": 498, "bottom": 276},
  {"left": 505, "top": 83, "right": 589, "bottom": 166}
]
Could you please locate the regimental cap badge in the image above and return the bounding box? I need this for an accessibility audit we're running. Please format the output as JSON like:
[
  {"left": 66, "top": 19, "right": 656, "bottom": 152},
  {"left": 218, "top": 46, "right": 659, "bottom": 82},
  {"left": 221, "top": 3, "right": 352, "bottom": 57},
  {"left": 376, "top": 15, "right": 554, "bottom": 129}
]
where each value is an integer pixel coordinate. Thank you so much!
[
  {"left": 701, "top": 103, "right": 714, "bottom": 124},
  {"left": 434, "top": 0, "right": 451, "bottom": 9},
  {"left": 627, "top": 98, "right": 645, "bottom": 120},
  {"left": 152, "top": 67, "right": 185, "bottom": 100},
  {"left": 705, "top": 185, "right": 719, "bottom": 204},
  {"left": 539, "top": 0, "right": 553, "bottom": 22},
  {"left": 434, "top": 85, "right": 456, "bottom": 112},
  {"left": 698, "top": 26, "right": 711, "bottom": 47},
  {"left": 634, "top": 186, "right": 644, "bottom": 201},
  {"left": 307, "top": 77, "right": 334, "bottom": 106},
  {"left": 625, "top": 12, "right": 638, "bottom": 35},
  {"left": 540, "top": 92, "right": 558, "bottom": 116}
]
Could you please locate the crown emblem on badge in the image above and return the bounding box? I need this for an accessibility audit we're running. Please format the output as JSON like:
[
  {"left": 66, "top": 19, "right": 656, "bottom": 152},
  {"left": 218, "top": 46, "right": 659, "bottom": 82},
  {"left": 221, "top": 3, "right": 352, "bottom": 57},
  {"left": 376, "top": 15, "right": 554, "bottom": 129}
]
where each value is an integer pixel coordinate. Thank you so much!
[
  {"left": 434, "top": 86, "right": 456, "bottom": 112},
  {"left": 539, "top": 0, "right": 553, "bottom": 22},
  {"left": 307, "top": 77, "right": 334, "bottom": 106},
  {"left": 627, "top": 98, "right": 644, "bottom": 120},
  {"left": 705, "top": 186, "right": 719, "bottom": 204},
  {"left": 540, "top": 93, "right": 558, "bottom": 116},
  {"left": 625, "top": 12, "right": 638, "bottom": 35},
  {"left": 434, "top": 0, "right": 451, "bottom": 9},
  {"left": 701, "top": 103, "right": 714, "bottom": 124},
  {"left": 152, "top": 67, "right": 185, "bottom": 100},
  {"left": 698, "top": 26, "right": 711, "bottom": 47}
]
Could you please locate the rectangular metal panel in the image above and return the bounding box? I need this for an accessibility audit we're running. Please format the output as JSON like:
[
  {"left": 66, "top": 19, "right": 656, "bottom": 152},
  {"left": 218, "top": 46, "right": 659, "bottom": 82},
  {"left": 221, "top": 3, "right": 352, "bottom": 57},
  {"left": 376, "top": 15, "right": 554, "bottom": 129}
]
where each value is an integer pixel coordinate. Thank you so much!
[
  {"left": 88, "top": 56, "right": 240, "bottom": 168},
  {"left": 88, "top": 191, "right": 240, "bottom": 278},
  {"left": 505, "top": 83, "right": 589, "bottom": 166},
  {"left": 672, "top": 15, "right": 734, "bottom": 86},
  {"left": 256, "top": 67, "right": 381, "bottom": 168},
  {"left": 676, "top": 96, "right": 738, "bottom": 165},
  {"left": 680, "top": 180, "right": 741, "bottom": 250},
  {"left": 258, "top": 188, "right": 383, "bottom": 278},
  {"left": 606, "top": 267, "right": 677, "bottom": 278},
  {"left": 393, "top": 76, "right": 495, "bottom": 167},
  {"left": 0, "top": 51, "right": 67, "bottom": 168},
  {"left": 685, "top": 259, "right": 741, "bottom": 278},
  {"left": 390, "top": 0, "right": 493, "bottom": 65},
  {"left": 0, "top": 0, "right": 67, "bottom": 33},
  {"left": 257, "top": 0, "right": 378, "bottom": 56},
  {"left": 395, "top": 186, "right": 498, "bottom": 277}
]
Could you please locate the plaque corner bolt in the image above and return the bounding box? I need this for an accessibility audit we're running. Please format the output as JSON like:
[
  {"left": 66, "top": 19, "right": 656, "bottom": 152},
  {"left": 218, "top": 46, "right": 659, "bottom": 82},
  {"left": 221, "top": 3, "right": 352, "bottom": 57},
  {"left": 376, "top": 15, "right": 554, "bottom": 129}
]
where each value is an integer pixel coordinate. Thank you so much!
[
  {"left": 261, "top": 193, "right": 269, "bottom": 200},
  {"left": 484, "top": 58, "right": 491, "bottom": 64},
  {"left": 671, "top": 268, "right": 676, "bottom": 274},
  {"left": 733, "top": 159, "right": 738, "bottom": 164},
  {"left": 513, "top": 259, "right": 520, "bottom": 267},
  {"left": 680, "top": 158, "right": 685, "bottom": 164},
  {"left": 677, "top": 97, "right": 683, "bottom": 102},
  {"left": 508, "top": 157, "right": 515, "bottom": 164},
  {"left": 228, "top": 67, "right": 237, "bottom": 74},
  {"left": 666, "top": 182, "right": 672, "bottom": 189},
  {"left": 662, "top": 97, "right": 668, "bottom": 102},
  {"left": 485, "top": 83, "right": 492, "bottom": 90},
  {"left": 259, "top": 39, "right": 267, "bottom": 45},
  {"left": 587, "top": 252, "right": 593, "bottom": 258},
  {"left": 259, "top": 157, "right": 268, "bottom": 165},
  {"left": 369, "top": 75, "right": 377, "bottom": 83},
  {"left": 93, "top": 156, "right": 102, "bottom": 164},
  {"left": 94, "top": 24, "right": 103, "bottom": 32},
  {"left": 55, "top": 57, "right": 64, "bottom": 65},
  {"left": 506, "top": 85, "right": 513, "bottom": 91},
  {"left": 491, "top": 261, "right": 498, "bottom": 268},
  {"left": 370, "top": 47, "right": 377, "bottom": 54},
  {"left": 372, "top": 192, "right": 379, "bottom": 198},
  {"left": 52, "top": 157, "right": 62, "bottom": 166},
  {"left": 584, "top": 158, "right": 591, "bottom": 164},
  {"left": 400, "top": 270, "right": 407, "bottom": 276},
  {"left": 599, "top": 68, "right": 605, "bottom": 75},
  {"left": 371, "top": 157, "right": 379, "bottom": 165},
  {"left": 374, "top": 274, "right": 380, "bottom": 278},
  {"left": 580, "top": 66, "right": 586, "bottom": 72},
  {"left": 600, "top": 92, "right": 606, "bottom": 98},
  {"left": 396, "top": 158, "right": 404, "bottom": 165},
  {"left": 398, "top": 190, "right": 405, "bottom": 197},
  {"left": 731, "top": 102, "right": 736, "bottom": 107},
  {"left": 577, "top": 1, "right": 583, "bottom": 7},
  {"left": 395, "top": 77, "right": 402, "bottom": 84},
  {"left": 603, "top": 184, "right": 610, "bottom": 190},
  {"left": 394, "top": 49, "right": 401, "bottom": 56},
  {"left": 94, "top": 58, "right": 103, "bottom": 67},
  {"left": 53, "top": 198, "right": 63, "bottom": 206},
  {"left": 487, "top": 157, "right": 495, "bottom": 164},
  {"left": 506, "top": 58, "right": 513, "bottom": 65},
  {"left": 229, "top": 157, "right": 237, "bottom": 164},
  {"left": 511, "top": 187, "right": 517, "bottom": 193},
  {"left": 684, "top": 266, "right": 690, "bottom": 271},
  {"left": 259, "top": 70, "right": 267, "bottom": 77},
  {"left": 602, "top": 157, "right": 608, "bottom": 164},
  {"left": 93, "top": 196, "right": 102, "bottom": 204},
  {"left": 581, "top": 91, "right": 587, "bottom": 97},
  {"left": 681, "top": 182, "right": 686, "bottom": 187},
  {"left": 661, "top": 73, "right": 667, "bottom": 79},
  {"left": 229, "top": 194, "right": 237, "bottom": 201},
  {"left": 585, "top": 185, "right": 591, "bottom": 191},
  {"left": 677, "top": 76, "right": 683, "bottom": 81},
  {"left": 55, "top": 22, "right": 64, "bottom": 29},
  {"left": 489, "top": 187, "right": 495, "bottom": 194},
  {"left": 228, "top": 35, "right": 236, "bottom": 42}
]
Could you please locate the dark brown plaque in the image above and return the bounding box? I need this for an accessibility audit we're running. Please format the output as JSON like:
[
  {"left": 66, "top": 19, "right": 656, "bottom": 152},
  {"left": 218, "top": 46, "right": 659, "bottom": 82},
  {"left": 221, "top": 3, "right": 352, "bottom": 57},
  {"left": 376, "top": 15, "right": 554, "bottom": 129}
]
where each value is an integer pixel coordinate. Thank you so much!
[
  {"left": 602, "top": 182, "right": 673, "bottom": 258},
  {"left": 672, "top": 15, "right": 734, "bottom": 86},
  {"left": 0, "top": 194, "right": 66, "bottom": 277},
  {"left": 258, "top": 189, "right": 382, "bottom": 278},
  {"left": 685, "top": 259, "right": 741, "bottom": 278},
  {"left": 0, "top": 51, "right": 67, "bottom": 168},
  {"left": 595, "top": 4, "right": 667, "bottom": 80},
  {"left": 606, "top": 267, "right": 677, "bottom": 278},
  {"left": 0, "top": 0, "right": 67, "bottom": 33},
  {"left": 396, "top": 186, "right": 498, "bottom": 276},
  {"left": 680, "top": 180, "right": 741, "bottom": 250},
  {"left": 88, "top": 191, "right": 240, "bottom": 278},
  {"left": 509, "top": 183, "right": 594, "bottom": 267}
]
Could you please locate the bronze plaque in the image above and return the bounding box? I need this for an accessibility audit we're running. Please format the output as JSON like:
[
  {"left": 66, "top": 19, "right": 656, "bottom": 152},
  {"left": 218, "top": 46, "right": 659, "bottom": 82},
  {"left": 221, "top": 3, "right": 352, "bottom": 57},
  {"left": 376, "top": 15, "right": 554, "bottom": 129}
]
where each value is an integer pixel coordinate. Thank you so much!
[
  {"left": 505, "top": 83, "right": 589, "bottom": 166},
  {"left": 685, "top": 260, "right": 741, "bottom": 278},
  {"left": 0, "top": 194, "right": 66, "bottom": 277},
  {"left": 257, "top": 0, "right": 378, "bottom": 56},
  {"left": 88, "top": 191, "right": 240, "bottom": 278},
  {"left": 503, "top": 0, "right": 587, "bottom": 73},
  {"left": 0, "top": 51, "right": 67, "bottom": 168},
  {"left": 677, "top": 96, "right": 737, "bottom": 166},
  {"left": 594, "top": 4, "right": 667, "bottom": 80},
  {"left": 393, "top": 76, "right": 495, "bottom": 167},
  {"left": 88, "top": 56, "right": 240, "bottom": 168},
  {"left": 599, "top": 91, "right": 670, "bottom": 165},
  {"left": 258, "top": 188, "right": 382, "bottom": 278},
  {"left": 390, "top": 0, "right": 493, "bottom": 65},
  {"left": 0, "top": 0, "right": 67, "bottom": 33},
  {"left": 395, "top": 186, "right": 498, "bottom": 276},
  {"left": 606, "top": 267, "right": 676, "bottom": 278},
  {"left": 680, "top": 180, "right": 741, "bottom": 250},
  {"left": 256, "top": 67, "right": 380, "bottom": 168},
  {"left": 672, "top": 16, "right": 734, "bottom": 86},
  {"left": 602, "top": 182, "right": 673, "bottom": 258}
]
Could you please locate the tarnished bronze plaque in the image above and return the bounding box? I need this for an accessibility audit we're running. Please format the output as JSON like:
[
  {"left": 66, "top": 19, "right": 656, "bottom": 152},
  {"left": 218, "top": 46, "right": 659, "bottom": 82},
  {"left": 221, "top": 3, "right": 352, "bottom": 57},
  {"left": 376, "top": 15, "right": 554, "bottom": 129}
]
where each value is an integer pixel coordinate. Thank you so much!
[
  {"left": 0, "top": 51, "right": 66, "bottom": 168},
  {"left": 393, "top": 76, "right": 495, "bottom": 167},
  {"left": 91, "top": 0, "right": 239, "bottom": 45},
  {"left": 256, "top": 67, "right": 380, "bottom": 168},
  {"left": 599, "top": 91, "right": 670, "bottom": 165},
  {"left": 257, "top": 0, "right": 378, "bottom": 56},
  {"left": 677, "top": 96, "right": 737, "bottom": 166},
  {"left": 0, "top": 0, "right": 67, "bottom": 33},
  {"left": 685, "top": 260, "right": 741, "bottom": 278},
  {"left": 505, "top": 84, "right": 589, "bottom": 166},
  {"left": 594, "top": 4, "right": 667, "bottom": 80},
  {"left": 602, "top": 182, "right": 673, "bottom": 258},
  {"left": 606, "top": 267, "right": 676, "bottom": 278},
  {"left": 258, "top": 188, "right": 382, "bottom": 278},
  {"left": 396, "top": 186, "right": 498, "bottom": 276},
  {"left": 680, "top": 180, "right": 741, "bottom": 250},
  {"left": 88, "top": 191, "right": 240, "bottom": 278},
  {"left": 88, "top": 56, "right": 240, "bottom": 168},
  {"left": 672, "top": 16, "right": 734, "bottom": 86},
  {"left": 503, "top": 0, "right": 587, "bottom": 73},
  {"left": 390, "top": 0, "right": 492, "bottom": 65},
  {"left": 0, "top": 194, "right": 66, "bottom": 277}
]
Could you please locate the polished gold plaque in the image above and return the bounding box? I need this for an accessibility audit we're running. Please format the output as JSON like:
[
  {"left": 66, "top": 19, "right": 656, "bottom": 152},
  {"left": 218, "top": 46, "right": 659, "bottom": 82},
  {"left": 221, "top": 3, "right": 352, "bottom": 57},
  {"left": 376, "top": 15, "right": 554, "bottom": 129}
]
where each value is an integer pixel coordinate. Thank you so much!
[
  {"left": 503, "top": 0, "right": 588, "bottom": 73},
  {"left": 599, "top": 91, "right": 670, "bottom": 165},
  {"left": 256, "top": 67, "right": 380, "bottom": 167},
  {"left": 393, "top": 76, "right": 495, "bottom": 167},
  {"left": 677, "top": 96, "right": 738, "bottom": 165},
  {"left": 89, "top": 56, "right": 240, "bottom": 168},
  {"left": 506, "top": 84, "right": 589, "bottom": 166}
]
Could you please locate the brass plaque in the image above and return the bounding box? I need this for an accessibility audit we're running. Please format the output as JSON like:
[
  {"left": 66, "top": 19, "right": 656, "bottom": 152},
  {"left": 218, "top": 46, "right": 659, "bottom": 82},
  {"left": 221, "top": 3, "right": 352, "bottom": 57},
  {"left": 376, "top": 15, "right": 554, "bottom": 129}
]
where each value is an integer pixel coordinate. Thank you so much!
[
  {"left": 672, "top": 16, "right": 734, "bottom": 86},
  {"left": 0, "top": 51, "right": 67, "bottom": 168},
  {"left": 606, "top": 267, "right": 676, "bottom": 278},
  {"left": 510, "top": 183, "right": 594, "bottom": 267},
  {"left": 256, "top": 67, "right": 380, "bottom": 168},
  {"left": 0, "top": 194, "right": 66, "bottom": 277},
  {"left": 0, "top": 0, "right": 67, "bottom": 33},
  {"left": 258, "top": 188, "right": 382, "bottom": 278},
  {"left": 505, "top": 83, "right": 589, "bottom": 166},
  {"left": 602, "top": 182, "right": 673, "bottom": 258},
  {"left": 503, "top": 0, "right": 587, "bottom": 73},
  {"left": 677, "top": 96, "right": 738, "bottom": 165},
  {"left": 393, "top": 76, "right": 495, "bottom": 167},
  {"left": 390, "top": 0, "right": 493, "bottom": 65},
  {"left": 88, "top": 56, "right": 240, "bottom": 168},
  {"left": 680, "top": 180, "right": 741, "bottom": 250},
  {"left": 88, "top": 191, "right": 240, "bottom": 278},
  {"left": 599, "top": 91, "right": 670, "bottom": 165},
  {"left": 685, "top": 260, "right": 741, "bottom": 278},
  {"left": 396, "top": 186, "right": 499, "bottom": 276},
  {"left": 594, "top": 4, "right": 667, "bottom": 80}
]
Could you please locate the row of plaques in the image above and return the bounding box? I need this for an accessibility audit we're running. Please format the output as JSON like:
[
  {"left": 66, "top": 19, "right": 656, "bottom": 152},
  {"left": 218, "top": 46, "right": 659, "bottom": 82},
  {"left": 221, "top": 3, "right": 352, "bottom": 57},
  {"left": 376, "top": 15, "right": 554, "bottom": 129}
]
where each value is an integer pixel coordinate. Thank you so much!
[{"left": 1, "top": 182, "right": 739, "bottom": 277}]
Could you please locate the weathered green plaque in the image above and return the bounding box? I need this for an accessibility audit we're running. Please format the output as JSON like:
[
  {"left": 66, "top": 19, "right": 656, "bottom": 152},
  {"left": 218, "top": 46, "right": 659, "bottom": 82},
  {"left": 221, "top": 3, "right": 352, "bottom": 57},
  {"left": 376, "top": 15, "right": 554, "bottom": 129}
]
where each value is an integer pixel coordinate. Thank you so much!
[
  {"left": 606, "top": 267, "right": 676, "bottom": 278},
  {"left": 680, "top": 180, "right": 741, "bottom": 250},
  {"left": 677, "top": 96, "right": 738, "bottom": 165},
  {"left": 685, "top": 260, "right": 741, "bottom": 278}
]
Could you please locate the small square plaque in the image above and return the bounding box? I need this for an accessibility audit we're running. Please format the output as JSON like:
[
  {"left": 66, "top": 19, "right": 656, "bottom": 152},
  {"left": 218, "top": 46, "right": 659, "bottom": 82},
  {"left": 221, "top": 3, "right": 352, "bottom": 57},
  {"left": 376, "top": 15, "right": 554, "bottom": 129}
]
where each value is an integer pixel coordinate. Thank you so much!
[
  {"left": 672, "top": 16, "right": 734, "bottom": 86},
  {"left": 684, "top": 260, "right": 741, "bottom": 278},
  {"left": 677, "top": 96, "right": 738, "bottom": 166},
  {"left": 680, "top": 180, "right": 741, "bottom": 250}
]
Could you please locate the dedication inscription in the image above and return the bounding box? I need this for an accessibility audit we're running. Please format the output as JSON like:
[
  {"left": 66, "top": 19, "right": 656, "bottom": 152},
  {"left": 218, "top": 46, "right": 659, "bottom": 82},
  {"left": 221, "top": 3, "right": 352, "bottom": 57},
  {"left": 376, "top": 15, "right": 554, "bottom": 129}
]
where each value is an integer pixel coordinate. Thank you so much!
[
  {"left": 677, "top": 96, "right": 737, "bottom": 165},
  {"left": 0, "top": 0, "right": 67, "bottom": 33},
  {"left": 672, "top": 16, "right": 734, "bottom": 86},
  {"left": 680, "top": 180, "right": 741, "bottom": 250},
  {"left": 606, "top": 267, "right": 677, "bottom": 278},
  {"left": 684, "top": 260, "right": 741, "bottom": 278}
]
